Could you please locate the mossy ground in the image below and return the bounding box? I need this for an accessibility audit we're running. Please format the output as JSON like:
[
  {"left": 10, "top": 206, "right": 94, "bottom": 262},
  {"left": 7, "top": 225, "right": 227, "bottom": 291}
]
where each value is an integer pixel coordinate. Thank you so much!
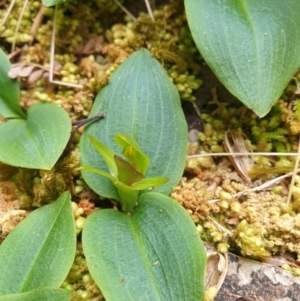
[{"left": 1, "top": 0, "right": 300, "bottom": 299}]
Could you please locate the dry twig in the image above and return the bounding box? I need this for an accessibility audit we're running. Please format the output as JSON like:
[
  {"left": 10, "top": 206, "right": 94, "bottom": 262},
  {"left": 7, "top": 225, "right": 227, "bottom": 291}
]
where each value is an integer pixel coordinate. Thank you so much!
[
  {"left": 286, "top": 138, "right": 300, "bottom": 205},
  {"left": 0, "top": 0, "right": 15, "bottom": 26},
  {"left": 207, "top": 168, "right": 300, "bottom": 204},
  {"left": 144, "top": 0, "right": 154, "bottom": 21},
  {"left": 29, "top": 4, "right": 46, "bottom": 42},
  {"left": 11, "top": 0, "right": 29, "bottom": 52},
  {"left": 113, "top": 0, "right": 136, "bottom": 21},
  {"left": 49, "top": 6, "right": 83, "bottom": 89}
]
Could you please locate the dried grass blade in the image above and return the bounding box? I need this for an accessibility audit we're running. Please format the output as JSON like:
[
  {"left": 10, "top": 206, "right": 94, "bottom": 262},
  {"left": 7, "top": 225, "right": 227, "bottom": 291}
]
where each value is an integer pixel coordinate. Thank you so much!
[
  {"left": 144, "top": 0, "right": 154, "bottom": 21},
  {"left": 49, "top": 6, "right": 82, "bottom": 89},
  {"left": 11, "top": 0, "right": 29, "bottom": 52},
  {"left": 1, "top": 0, "right": 16, "bottom": 26},
  {"left": 207, "top": 168, "right": 300, "bottom": 204},
  {"left": 286, "top": 138, "right": 300, "bottom": 205},
  {"left": 224, "top": 132, "right": 253, "bottom": 183},
  {"left": 29, "top": 4, "right": 46, "bottom": 41},
  {"left": 113, "top": 0, "right": 136, "bottom": 21}
]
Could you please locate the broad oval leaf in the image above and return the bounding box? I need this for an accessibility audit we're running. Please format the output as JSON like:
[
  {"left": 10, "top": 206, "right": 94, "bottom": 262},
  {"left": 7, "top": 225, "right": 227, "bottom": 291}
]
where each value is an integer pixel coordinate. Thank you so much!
[
  {"left": 0, "top": 288, "right": 71, "bottom": 301},
  {"left": 185, "top": 0, "right": 300, "bottom": 117},
  {"left": 82, "top": 192, "right": 206, "bottom": 301},
  {"left": 0, "top": 103, "right": 71, "bottom": 169},
  {"left": 0, "top": 192, "right": 76, "bottom": 295},
  {"left": 80, "top": 49, "right": 188, "bottom": 200},
  {"left": 0, "top": 48, "right": 25, "bottom": 119}
]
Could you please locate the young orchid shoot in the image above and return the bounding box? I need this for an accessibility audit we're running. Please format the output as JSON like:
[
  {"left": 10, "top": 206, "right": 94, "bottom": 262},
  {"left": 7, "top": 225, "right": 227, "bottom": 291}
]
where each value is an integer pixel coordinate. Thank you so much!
[{"left": 81, "top": 133, "right": 168, "bottom": 213}]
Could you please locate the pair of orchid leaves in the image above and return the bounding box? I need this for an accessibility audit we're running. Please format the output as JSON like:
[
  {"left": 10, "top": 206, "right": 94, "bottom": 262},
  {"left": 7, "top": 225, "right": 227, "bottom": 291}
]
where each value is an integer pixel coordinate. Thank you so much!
[{"left": 82, "top": 134, "right": 168, "bottom": 213}]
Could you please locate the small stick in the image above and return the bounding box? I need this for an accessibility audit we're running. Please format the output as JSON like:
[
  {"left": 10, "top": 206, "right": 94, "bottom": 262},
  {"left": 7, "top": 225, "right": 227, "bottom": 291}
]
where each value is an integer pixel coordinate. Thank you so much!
[
  {"left": 286, "top": 139, "right": 300, "bottom": 205},
  {"left": 207, "top": 167, "right": 300, "bottom": 204},
  {"left": 70, "top": 113, "right": 105, "bottom": 144},
  {"left": 30, "top": 4, "right": 46, "bottom": 42},
  {"left": 11, "top": 0, "right": 29, "bottom": 52},
  {"left": 61, "top": 113, "right": 105, "bottom": 158},
  {"left": 187, "top": 152, "right": 299, "bottom": 158},
  {"left": 7, "top": 48, "right": 21, "bottom": 60},
  {"left": 49, "top": 5, "right": 83, "bottom": 89},
  {"left": 113, "top": 0, "right": 136, "bottom": 21},
  {"left": 1, "top": 0, "right": 16, "bottom": 26},
  {"left": 144, "top": 0, "right": 154, "bottom": 21},
  {"left": 72, "top": 113, "right": 106, "bottom": 130},
  {"left": 192, "top": 101, "right": 202, "bottom": 118},
  {"left": 206, "top": 215, "right": 232, "bottom": 236}
]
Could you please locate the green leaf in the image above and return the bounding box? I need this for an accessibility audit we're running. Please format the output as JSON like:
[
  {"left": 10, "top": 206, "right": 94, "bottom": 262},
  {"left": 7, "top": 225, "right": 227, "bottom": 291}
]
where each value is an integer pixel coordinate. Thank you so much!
[
  {"left": 88, "top": 135, "right": 118, "bottom": 178},
  {"left": 114, "top": 133, "right": 150, "bottom": 175},
  {"left": 114, "top": 155, "right": 143, "bottom": 185},
  {"left": 0, "top": 287, "right": 71, "bottom": 301},
  {"left": 42, "top": 0, "right": 68, "bottom": 6},
  {"left": 80, "top": 165, "right": 116, "bottom": 183},
  {"left": 131, "top": 177, "right": 169, "bottom": 190},
  {"left": 0, "top": 103, "right": 71, "bottom": 169},
  {"left": 185, "top": 0, "right": 300, "bottom": 117},
  {"left": 82, "top": 192, "right": 206, "bottom": 301},
  {"left": 0, "top": 192, "right": 76, "bottom": 295},
  {"left": 80, "top": 49, "right": 187, "bottom": 200},
  {"left": 0, "top": 48, "right": 25, "bottom": 119}
]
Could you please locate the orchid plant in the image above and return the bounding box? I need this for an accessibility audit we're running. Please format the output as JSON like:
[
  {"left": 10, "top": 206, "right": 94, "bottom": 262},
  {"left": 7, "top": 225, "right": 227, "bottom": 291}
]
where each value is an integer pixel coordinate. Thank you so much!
[{"left": 81, "top": 133, "right": 168, "bottom": 212}]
